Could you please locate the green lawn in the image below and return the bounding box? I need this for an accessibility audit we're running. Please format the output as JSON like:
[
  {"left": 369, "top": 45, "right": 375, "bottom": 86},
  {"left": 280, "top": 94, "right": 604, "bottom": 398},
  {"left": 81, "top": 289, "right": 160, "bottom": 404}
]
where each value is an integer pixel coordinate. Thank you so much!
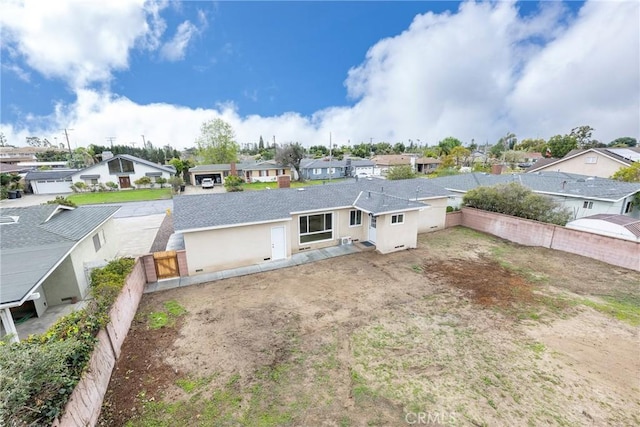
[
  {"left": 66, "top": 188, "right": 172, "bottom": 205},
  {"left": 243, "top": 179, "right": 347, "bottom": 191}
]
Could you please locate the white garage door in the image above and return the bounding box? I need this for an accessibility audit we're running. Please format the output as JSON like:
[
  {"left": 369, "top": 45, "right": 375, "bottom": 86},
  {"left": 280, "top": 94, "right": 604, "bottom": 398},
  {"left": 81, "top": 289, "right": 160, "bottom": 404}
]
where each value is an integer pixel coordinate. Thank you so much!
[{"left": 33, "top": 180, "right": 73, "bottom": 194}]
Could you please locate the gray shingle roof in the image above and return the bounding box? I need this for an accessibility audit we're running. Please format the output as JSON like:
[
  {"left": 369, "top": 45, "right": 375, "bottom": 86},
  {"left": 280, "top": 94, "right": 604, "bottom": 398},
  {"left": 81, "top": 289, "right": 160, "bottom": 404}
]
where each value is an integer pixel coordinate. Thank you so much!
[
  {"left": 354, "top": 191, "right": 425, "bottom": 215},
  {"left": 428, "top": 172, "right": 640, "bottom": 201},
  {"left": 0, "top": 205, "right": 120, "bottom": 305},
  {"left": 74, "top": 154, "right": 175, "bottom": 177},
  {"left": 173, "top": 178, "right": 450, "bottom": 231},
  {"left": 25, "top": 170, "right": 77, "bottom": 180}
]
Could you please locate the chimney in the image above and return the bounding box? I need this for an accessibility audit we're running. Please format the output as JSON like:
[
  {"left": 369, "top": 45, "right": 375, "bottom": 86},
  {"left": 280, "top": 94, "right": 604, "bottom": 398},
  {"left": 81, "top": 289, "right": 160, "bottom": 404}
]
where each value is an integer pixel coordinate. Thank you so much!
[
  {"left": 277, "top": 175, "right": 290, "bottom": 188},
  {"left": 491, "top": 164, "right": 503, "bottom": 175},
  {"left": 230, "top": 162, "right": 237, "bottom": 176}
]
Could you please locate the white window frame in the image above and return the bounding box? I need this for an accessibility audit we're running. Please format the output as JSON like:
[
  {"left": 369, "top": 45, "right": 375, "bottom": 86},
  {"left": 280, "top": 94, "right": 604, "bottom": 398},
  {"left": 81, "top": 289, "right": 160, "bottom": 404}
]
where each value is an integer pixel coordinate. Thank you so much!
[
  {"left": 583, "top": 201, "right": 593, "bottom": 209},
  {"left": 391, "top": 213, "right": 405, "bottom": 225},
  {"left": 313, "top": 168, "right": 322, "bottom": 175},
  {"left": 349, "top": 210, "right": 362, "bottom": 227},
  {"left": 299, "top": 212, "right": 333, "bottom": 244},
  {"left": 585, "top": 156, "right": 597, "bottom": 164}
]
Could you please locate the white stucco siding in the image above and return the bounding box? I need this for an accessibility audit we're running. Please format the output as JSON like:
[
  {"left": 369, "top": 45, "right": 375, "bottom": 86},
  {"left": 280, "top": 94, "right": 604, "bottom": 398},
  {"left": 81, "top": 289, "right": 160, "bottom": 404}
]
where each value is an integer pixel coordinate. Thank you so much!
[
  {"left": 68, "top": 218, "right": 119, "bottom": 298},
  {"left": 184, "top": 220, "right": 291, "bottom": 274},
  {"left": 291, "top": 208, "right": 368, "bottom": 252},
  {"left": 551, "top": 197, "right": 627, "bottom": 219},
  {"left": 42, "top": 256, "right": 79, "bottom": 307},
  {"left": 417, "top": 197, "right": 448, "bottom": 233},
  {"left": 374, "top": 210, "right": 419, "bottom": 254}
]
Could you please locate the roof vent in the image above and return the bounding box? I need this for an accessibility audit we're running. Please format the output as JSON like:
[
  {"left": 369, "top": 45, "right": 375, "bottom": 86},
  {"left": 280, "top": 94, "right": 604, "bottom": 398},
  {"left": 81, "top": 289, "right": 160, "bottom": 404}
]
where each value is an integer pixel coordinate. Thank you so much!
[
  {"left": 0, "top": 215, "right": 19, "bottom": 224},
  {"left": 297, "top": 188, "right": 305, "bottom": 191}
]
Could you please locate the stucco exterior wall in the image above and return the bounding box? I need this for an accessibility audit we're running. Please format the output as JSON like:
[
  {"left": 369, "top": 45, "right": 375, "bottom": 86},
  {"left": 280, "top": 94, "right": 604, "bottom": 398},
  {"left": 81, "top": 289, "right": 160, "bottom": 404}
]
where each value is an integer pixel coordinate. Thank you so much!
[
  {"left": 41, "top": 256, "right": 79, "bottom": 307},
  {"left": 535, "top": 152, "right": 627, "bottom": 178},
  {"left": 183, "top": 220, "right": 291, "bottom": 274},
  {"left": 417, "top": 197, "right": 448, "bottom": 233},
  {"left": 69, "top": 218, "right": 118, "bottom": 299},
  {"left": 291, "top": 208, "right": 368, "bottom": 253},
  {"left": 374, "top": 210, "right": 419, "bottom": 254}
]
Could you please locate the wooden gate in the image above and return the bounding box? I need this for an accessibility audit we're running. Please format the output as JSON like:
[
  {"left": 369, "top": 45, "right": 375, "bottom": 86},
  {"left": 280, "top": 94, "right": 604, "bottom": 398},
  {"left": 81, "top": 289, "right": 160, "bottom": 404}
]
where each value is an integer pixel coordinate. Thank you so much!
[{"left": 153, "top": 250, "right": 179, "bottom": 279}]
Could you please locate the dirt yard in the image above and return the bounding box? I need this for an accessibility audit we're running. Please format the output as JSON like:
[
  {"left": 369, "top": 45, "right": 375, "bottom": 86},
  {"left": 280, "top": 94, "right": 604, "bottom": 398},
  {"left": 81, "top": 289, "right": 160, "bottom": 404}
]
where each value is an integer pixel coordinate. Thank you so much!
[{"left": 99, "top": 227, "right": 640, "bottom": 426}]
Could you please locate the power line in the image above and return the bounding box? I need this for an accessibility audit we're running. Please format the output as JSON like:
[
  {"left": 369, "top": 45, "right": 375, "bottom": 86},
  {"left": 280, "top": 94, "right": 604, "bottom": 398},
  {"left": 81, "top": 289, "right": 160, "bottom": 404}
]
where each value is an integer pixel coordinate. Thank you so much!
[{"left": 106, "top": 137, "right": 116, "bottom": 148}]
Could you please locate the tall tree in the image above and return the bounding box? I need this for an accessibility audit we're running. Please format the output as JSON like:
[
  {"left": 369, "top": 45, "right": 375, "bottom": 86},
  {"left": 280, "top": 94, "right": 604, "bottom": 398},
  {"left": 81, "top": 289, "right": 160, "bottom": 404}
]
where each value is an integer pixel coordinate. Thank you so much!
[
  {"left": 0, "top": 132, "right": 7, "bottom": 147},
  {"left": 393, "top": 142, "right": 405, "bottom": 154},
  {"left": 195, "top": 118, "right": 240, "bottom": 164},
  {"left": 547, "top": 134, "right": 577, "bottom": 158},
  {"left": 437, "top": 137, "right": 462, "bottom": 155},
  {"left": 498, "top": 132, "right": 517, "bottom": 150},
  {"left": 258, "top": 136, "right": 265, "bottom": 150},
  {"left": 275, "top": 143, "right": 306, "bottom": 181},
  {"left": 611, "top": 163, "right": 640, "bottom": 182},
  {"left": 450, "top": 146, "right": 470, "bottom": 166},
  {"left": 515, "top": 138, "right": 547, "bottom": 153},
  {"left": 570, "top": 125, "right": 594, "bottom": 149},
  {"left": 609, "top": 137, "right": 637, "bottom": 147}
]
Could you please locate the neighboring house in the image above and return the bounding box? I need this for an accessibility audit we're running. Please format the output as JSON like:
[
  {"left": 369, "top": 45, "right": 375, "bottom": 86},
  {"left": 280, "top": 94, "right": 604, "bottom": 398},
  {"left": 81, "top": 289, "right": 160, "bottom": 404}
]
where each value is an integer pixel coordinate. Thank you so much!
[
  {"left": 299, "top": 159, "right": 376, "bottom": 180},
  {"left": 70, "top": 154, "right": 175, "bottom": 189},
  {"left": 566, "top": 214, "right": 640, "bottom": 242},
  {"left": 415, "top": 157, "right": 441, "bottom": 174},
  {"left": 173, "top": 178, "right": 451, "bottom": 275},
  {"left": 429, "top": 172, "right": 640, "bottom": 220},
  {"left": 0, "top": 204, "right": 120, "bottom": 342},
  {"left": 0, "top": 146, "right": 66, "bottom": 164},
  {"left": 189, "top": 161, "right": 290, "bottom": 185},
  {"left": 371, "top": 154, "right": 417, "bottom": 175},
  {"left": 25, "top": 169, "right": 77, "bottom": 194},
  {"left": 526, "top": 147, "right": 639, "bottom": 178}
]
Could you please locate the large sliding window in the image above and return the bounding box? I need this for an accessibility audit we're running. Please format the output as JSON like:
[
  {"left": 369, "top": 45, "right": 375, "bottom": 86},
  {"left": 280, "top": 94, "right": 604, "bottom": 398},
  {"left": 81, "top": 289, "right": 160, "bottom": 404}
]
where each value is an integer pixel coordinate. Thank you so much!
[{"left": 299, "top": 213, "right": 333, "bottom": 243}]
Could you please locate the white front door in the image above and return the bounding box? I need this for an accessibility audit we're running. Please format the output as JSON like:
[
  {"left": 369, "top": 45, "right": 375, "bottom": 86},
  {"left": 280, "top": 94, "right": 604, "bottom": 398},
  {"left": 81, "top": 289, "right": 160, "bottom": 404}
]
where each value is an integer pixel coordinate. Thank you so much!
[
  {"left": 271, "top": 226, "right": 286, "bottom": 260},
  {"left": 368, "top": 215, "right": 377, "bottom": 243}
]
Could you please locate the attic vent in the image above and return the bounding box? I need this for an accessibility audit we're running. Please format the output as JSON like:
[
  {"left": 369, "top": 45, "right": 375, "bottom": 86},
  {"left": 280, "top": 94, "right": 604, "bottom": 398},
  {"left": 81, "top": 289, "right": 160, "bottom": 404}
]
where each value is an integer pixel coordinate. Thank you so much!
[{"left": 0, "top": 215, "right": 19, "bottom": 224}]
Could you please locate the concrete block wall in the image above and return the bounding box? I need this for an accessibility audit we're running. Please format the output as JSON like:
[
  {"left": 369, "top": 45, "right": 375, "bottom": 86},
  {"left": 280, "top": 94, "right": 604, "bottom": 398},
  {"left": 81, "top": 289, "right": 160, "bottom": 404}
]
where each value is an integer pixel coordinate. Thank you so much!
[
  {"left": 53, "top": 258, "right": 148, "bottom": 427},
  {"left": 444, "top": 211, "right": 462, "bottom": 228},
  {"left": 456, "top": 208, "right": 639, "bottom": 271}
]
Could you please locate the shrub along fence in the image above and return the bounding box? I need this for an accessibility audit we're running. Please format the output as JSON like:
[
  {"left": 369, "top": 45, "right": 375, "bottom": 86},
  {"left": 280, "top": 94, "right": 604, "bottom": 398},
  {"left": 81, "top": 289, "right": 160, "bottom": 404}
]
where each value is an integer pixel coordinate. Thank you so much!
[
  {"left": 52, "top": 259, "right": 147, "bottom": 426},
  {"left": 0, "top": 258, "right": 147, "bottom": 427},
  {"left": 446, "top": 208, "right": 639, "bottom": 271}
]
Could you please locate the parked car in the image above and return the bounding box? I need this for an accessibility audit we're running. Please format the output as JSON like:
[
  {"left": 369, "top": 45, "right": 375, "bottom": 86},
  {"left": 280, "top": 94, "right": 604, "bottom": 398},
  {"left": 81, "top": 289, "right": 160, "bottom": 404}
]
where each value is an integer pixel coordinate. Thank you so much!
[{"left": 201, "top": 178, "right": 214, "bottom": 189}]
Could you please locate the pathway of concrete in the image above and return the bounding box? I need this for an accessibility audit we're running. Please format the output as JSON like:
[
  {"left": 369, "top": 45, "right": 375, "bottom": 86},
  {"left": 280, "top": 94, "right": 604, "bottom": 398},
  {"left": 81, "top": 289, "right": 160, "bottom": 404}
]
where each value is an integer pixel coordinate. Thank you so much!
[{"left": 145, "top": 244, "right": 364, "bottom": 294}]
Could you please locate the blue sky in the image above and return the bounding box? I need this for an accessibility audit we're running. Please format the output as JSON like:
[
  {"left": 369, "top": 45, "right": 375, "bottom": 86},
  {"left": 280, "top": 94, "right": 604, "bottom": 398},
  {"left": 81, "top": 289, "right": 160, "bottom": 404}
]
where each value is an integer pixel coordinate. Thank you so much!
[{"left": 1, "top": 1, "right": 638, "bottom": 150}]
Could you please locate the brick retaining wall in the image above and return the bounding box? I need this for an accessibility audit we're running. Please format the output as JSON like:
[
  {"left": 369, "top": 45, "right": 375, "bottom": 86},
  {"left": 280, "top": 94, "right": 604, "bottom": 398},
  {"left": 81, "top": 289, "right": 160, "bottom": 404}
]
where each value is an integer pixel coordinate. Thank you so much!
[
  {"left": 53, "top": 259, "right": 148, "bottom": 426},
  {"left": 449, "top": 208, "right": 639, "bottom": 271}
]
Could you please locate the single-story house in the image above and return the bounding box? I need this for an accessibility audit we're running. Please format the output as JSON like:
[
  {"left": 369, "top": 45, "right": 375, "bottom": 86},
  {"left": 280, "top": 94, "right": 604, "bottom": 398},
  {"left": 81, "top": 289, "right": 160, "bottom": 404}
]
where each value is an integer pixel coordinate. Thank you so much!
[
  {"left": 566, "top": 214, "right": 640, "bottom": 242},
  {"left": 188, "top": 161, "right": 290, "bottom": 185},
  {"left": 0, "top": 204, "right": 120, "bottom": 342},
  {"left": 173, "top": 178, "right": 451, "bottom": 275},
  {"left": 526, "top": 147, "right": 639, "bottom": 178},
  {"left": 70, "top": 154, "right": 175, "bottom": 190},
  {"left": 415, "top": 157, "right": 442, "bottom": 174},
  {"left": 429, "top": 172, "right": 640, "bottom": 220},
  {"left": 299, "top": 159, "right": 376, "bottom": 180},
  {"left": 25, "top": 169, "right": 78, "bottom": 194},
  {"left": 371, "top": 154, "right": 418, "bottom": 175}
]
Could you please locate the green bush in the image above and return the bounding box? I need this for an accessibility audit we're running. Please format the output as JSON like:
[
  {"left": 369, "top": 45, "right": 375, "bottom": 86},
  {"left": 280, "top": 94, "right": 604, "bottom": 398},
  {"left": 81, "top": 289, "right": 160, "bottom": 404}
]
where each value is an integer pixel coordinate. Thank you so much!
[
  {"left": 386, "top": 165, "right": 417, "bottom": 180},
  {"left": 134, "top": 176, "right": 152, "bottom": 187},
  {"left": 105, "top": 181, "right": 118, "bottom": 190},
  {"left": 224, "top": 175, "right": 244, "bottom": 192},
  {"left": 0, "top": 257, "right": 135, "bottom": 426},
  {"left": 155, "top": 177, "right": 167, "bottom": 188},
  {"left": 44, "top": 196, "right": 77, "bottom": 208},
  {"left": 463, "top": 182, "right": 572, "bottom": 225}
]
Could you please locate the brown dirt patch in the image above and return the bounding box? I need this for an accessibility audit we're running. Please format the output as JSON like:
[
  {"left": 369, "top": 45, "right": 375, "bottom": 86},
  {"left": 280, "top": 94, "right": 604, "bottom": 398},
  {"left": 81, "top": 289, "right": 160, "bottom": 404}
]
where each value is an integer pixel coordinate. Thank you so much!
[{"left": 99, "top": 227, "right": 640, "bottom": 426}]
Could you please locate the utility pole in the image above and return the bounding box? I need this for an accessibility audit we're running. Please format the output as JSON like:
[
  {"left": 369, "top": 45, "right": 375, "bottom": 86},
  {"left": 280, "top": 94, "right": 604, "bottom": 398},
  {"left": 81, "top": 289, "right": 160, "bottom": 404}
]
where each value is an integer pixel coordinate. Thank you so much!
[
  {"left": 141, "top": 134, "right": 147, "bottom": 149},
  {"left": 329, "top": 132, "right": 333, "bottom": 182},
  {"left": 62, "top": 128, "right": 73, "bottom": 164},
  {"left": 106, "top": 137, "right": 116, "bottom": 148}
]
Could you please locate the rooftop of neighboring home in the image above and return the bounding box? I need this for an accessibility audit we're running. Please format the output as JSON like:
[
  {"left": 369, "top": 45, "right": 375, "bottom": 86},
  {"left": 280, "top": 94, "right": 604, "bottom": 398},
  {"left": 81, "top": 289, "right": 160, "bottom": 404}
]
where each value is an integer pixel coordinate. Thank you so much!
[
  {"left": 173, "top": 178, "right": 451, "bottom": 232},
  {"left": 527, "top": 147, "right": 640, "bottom": 173},
  {"left": 428, "top": 171, "right": 640, "bottom": 201},
  {"left": 0, "top": 204, "right": 120, "bottom": 306},
  {"left": 189, "top": 161, "right": 282, "bottom": 173},
  {"left": 25, "top": 169, "right": 78, "bottom": 181},
  {"left": 370, "top": 154, "right": 417, "bottom": 166},
  {"left": 299, "top": 158, "right": 375, "bottom": 169},
  {"left": 84, "top": 154, "right": 176, "bottom": 174},
  {"left": 415, "top": 157, "right": 441, "bottom": 164},
  {"left": 577, "top": 214, "right": 640, "bottom": 238}
]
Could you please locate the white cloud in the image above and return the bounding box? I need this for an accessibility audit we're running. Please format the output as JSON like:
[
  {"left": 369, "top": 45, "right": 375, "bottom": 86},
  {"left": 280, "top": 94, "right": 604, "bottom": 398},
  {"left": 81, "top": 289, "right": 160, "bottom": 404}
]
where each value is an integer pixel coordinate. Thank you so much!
[
  {"left": 160, "top": 20, "right": 199, "bottom": 61},
  {"left": 0, "top": 0, "right": 168, "bottom": 89},
  {"left": 1, "top": 0, "right": 638, "bottom": 150}
]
